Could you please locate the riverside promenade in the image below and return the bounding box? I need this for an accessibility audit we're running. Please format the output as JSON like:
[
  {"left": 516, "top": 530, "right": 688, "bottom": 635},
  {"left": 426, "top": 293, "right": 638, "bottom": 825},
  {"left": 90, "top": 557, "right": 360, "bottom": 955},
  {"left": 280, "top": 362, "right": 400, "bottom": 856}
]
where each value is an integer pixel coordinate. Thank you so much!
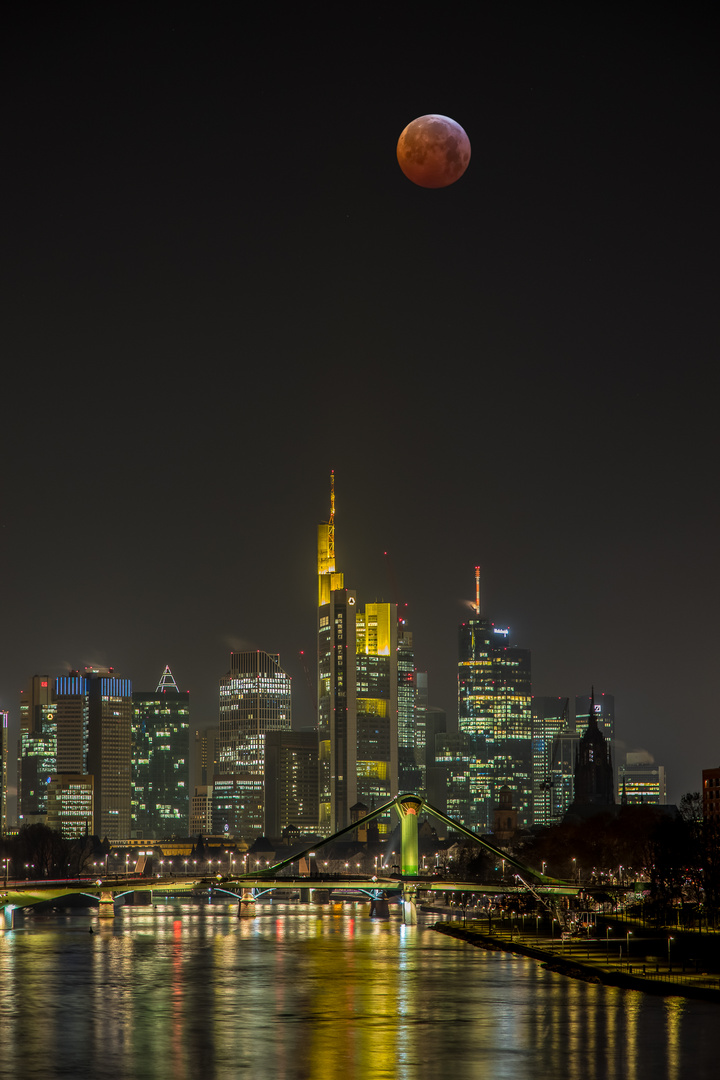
[{"left": 433, "top": 914, "right": 720, "bottom": 1001}]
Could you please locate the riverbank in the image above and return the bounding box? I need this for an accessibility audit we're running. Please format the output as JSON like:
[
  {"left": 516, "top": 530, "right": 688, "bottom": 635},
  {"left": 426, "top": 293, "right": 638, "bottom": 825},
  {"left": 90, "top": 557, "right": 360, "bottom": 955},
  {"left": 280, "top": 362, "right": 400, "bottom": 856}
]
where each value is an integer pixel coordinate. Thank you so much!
[{"left": 433, "top": 918, "right": 720, "bottom": 1001}]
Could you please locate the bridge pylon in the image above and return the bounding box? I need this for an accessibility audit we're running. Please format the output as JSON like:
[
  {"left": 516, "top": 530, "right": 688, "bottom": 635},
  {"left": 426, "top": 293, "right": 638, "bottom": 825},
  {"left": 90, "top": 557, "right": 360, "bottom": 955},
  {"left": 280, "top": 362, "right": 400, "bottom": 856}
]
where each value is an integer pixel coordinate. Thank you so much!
[{"left": 396, "top": 793, "right": 423, "bottom": 877}]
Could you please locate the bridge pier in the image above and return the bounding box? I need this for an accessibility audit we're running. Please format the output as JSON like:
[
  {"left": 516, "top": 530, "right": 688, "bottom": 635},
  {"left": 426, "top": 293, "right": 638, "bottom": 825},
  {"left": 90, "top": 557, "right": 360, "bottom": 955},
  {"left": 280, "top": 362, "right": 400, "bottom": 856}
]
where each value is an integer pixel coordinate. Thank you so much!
[
  {"left": 402, "top": 885, "right": 418, "bottom": 925},
  {"left": 299, "top": 888, "right": 311, "bottom": 903},
  {"left": 98, "top": 891, "right": 116, "bottom": 920},
  {"left": 238, "top": 888, "right": 256, "bottom": 918},
  {"left": 2, "top": 905, "right": 16, "bottom": 930},
  {"left": 369, "top": 894, "right": 390, "bottom": 919}
]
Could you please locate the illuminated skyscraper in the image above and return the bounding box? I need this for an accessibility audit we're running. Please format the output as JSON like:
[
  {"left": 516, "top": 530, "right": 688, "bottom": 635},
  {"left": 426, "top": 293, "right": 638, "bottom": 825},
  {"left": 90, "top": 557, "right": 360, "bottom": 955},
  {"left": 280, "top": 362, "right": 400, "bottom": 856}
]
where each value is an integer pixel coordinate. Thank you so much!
[
  {"left": 54, "top": 673, "right": 90, "bottom": 774},
  {"left": 46, "top": 774, "right": 94, "bottom": 837},
  {"left": 549, "top": 725, "right": 579, "bottom": 821},
  {"left": 397, "top": 622, "right": 423, "bottom": 792},
  {"left": 19, "top": 719, "right": 57, "bottom": 824},
  {"left": 53, "top": 668, "right": 132, "bottom": 840},
  {"left": 456, "top": 568, "right": 532, "bottom": 831},
  {"left": 317, "top": 472, "right": 357, "bottom": 834},
  {"left": 218, "top": 649, "right": 292, "bottom": 836},
  {"left": 1, "top": 710, "right": 8, "bottom": 833},
  {"left": 264, "top": 730, "right": 319, "bottom": 838},
  {"left": 132, "top": 665, "right": 190, "bottom": 839},
  {"left": 355, "top": 601, "right": 398, "bottom": 828},
  {"left": 531, "top": 697, "right": 569, "bottom": 825},
  {"left": 86, "top": 669, "right": 133, "bottom": 839},
  {"left": 18, "top": 675, "right": 55, "bottom": 823}
]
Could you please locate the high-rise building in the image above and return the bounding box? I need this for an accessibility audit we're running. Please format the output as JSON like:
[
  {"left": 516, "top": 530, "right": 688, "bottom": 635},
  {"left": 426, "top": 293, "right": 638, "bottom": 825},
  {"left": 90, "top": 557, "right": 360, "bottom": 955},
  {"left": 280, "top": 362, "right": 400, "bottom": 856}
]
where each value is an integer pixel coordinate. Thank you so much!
[
  {"left": 190, "top": 785, "right": 213, "bottom": 836},
  {"left": 355, "top": 601, "right": 398, "bottom": 828},
  {"left": 54, "top": 673, "right": 90, "bottom": 774},
  {"left": 53, "top": 668, "right": 132, "bottom": 840},
  {"left": 211, "top": 773, "right": 265, "bottom": 837},
  {"left": 1, "top": 709, "right": 8, "bottom": 833},
  {"left": 413, "top": 671, "right": 430, "bottom": 794},
  {"left": 18, "top": 675, "right": 55, "bottom": 821},
  {"left": 264, "top": 730, "right": 319, "bottom": 838},
  {"left": 46, "top": 774, "right": 94, "bottom": 837},
  {"left": 619, "top": 753, "right": 666, "bottom": 805},
  {"left": 194, "top": 724, "right": 220, "bottom": 787},
  {"left": 456, "top": 569, "right": 532, "bottom": 831},
  {"left": 549, "top": 725, "right": 579, "bottom": 821},
  {"left": 19, "top": 718, "right": 57, "bottom": 824},
  {"left": 86, "top": 669, "right": 133, "bottom": 840},
  {"left": 132, "top": 665, "right": 190, "bottom": 839},
  {"left": 424, "top": 703, "right": 448, "bottom": 809},
  {"left": 436, "top": 731, "right": 478, "bottom": 822},
  {"left": 317, "top": 473, "right": 357, "bottom": 834},
  {"left": 531, "top": 697, "right": 569, "bottom": 826},
  {"left": 218, "top": 649, "right": 291, "bottom": 837},
  {"left": 397, "top": 622, "right": 422, "bottom": 793}
]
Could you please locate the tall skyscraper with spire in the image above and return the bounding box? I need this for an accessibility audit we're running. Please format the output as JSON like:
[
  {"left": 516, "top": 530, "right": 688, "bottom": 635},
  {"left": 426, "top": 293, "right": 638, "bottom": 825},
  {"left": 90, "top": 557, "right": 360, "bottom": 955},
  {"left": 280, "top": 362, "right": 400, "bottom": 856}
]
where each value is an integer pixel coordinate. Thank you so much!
[
  {"left": 456, "top": 567, "right": 532, "bottom": 831},
  {"left": 317, "top": 471, "right": 357, "bottom": 834}
]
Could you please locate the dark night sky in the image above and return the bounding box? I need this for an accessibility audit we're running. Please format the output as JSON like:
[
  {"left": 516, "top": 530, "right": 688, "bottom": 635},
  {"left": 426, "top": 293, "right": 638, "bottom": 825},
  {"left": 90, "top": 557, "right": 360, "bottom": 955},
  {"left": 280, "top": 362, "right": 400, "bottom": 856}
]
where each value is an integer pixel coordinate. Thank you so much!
[{"left": 2, "top": 4, "right": 718, "bottom": 806}]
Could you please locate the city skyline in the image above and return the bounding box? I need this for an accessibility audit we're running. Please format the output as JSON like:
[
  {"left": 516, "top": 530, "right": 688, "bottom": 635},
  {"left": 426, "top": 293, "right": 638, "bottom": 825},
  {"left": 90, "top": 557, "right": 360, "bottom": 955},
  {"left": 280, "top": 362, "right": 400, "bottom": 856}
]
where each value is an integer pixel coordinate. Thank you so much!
[{"left": 3, "top": 7, "right": 717, "bottom": 810}]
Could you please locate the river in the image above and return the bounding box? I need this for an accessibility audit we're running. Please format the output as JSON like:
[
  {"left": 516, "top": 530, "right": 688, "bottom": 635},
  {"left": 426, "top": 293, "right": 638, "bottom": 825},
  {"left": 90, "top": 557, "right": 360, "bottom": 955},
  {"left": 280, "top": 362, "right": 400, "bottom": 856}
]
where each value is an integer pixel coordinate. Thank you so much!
[{"left": 0, "top": 900, "right": 717, "bottom": 1079}]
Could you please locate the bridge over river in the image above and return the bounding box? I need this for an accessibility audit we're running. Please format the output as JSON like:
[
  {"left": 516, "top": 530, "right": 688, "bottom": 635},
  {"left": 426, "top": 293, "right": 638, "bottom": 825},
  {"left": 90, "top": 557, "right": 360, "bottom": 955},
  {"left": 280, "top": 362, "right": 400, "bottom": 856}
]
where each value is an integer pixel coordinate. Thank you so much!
[{"left": 2, "top": 793, "right": 580, "bottom": 928}]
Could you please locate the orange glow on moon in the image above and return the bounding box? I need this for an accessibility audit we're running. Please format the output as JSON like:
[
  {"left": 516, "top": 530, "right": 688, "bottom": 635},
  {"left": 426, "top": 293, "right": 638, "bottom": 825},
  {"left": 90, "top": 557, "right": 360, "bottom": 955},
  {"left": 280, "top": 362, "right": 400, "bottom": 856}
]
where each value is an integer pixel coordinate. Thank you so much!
[{"left": 397, "top": 114, "right": 471, "bottom": 189}]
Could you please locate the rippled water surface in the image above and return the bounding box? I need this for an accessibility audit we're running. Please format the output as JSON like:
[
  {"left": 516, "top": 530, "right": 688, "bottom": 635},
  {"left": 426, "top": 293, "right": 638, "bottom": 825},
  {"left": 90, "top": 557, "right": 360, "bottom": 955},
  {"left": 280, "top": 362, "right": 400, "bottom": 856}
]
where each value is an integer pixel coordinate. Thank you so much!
[{"left": 1, "top": 901, "right": 717, "bottom": 1079}]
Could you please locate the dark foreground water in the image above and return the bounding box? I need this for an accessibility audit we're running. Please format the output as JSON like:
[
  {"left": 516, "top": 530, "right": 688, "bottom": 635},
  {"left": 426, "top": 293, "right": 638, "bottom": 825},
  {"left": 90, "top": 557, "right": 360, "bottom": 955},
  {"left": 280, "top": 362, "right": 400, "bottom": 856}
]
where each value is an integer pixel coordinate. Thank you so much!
[{"left": 0, "top": 900, "right": 717, "bottom": 1080}]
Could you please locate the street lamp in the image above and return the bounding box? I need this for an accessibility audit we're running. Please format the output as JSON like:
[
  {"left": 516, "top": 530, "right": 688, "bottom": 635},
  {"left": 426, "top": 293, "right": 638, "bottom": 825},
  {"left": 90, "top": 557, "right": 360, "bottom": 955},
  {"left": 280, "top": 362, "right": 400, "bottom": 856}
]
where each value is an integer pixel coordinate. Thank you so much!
[
  {"left": 668, "top": 935, "right": 674, "bottom": 972},
  {"left": 626, "top": 930, "right": 633, "bottom": 967}
]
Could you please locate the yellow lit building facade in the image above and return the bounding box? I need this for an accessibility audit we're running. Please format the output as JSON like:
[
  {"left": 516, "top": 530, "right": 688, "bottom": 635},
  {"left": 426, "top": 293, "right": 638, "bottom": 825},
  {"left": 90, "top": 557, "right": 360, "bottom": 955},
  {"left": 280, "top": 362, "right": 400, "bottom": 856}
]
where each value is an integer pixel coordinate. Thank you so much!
[
  {"left": 355, "top": 602, "right": 398, "bottom": 830},
  {"left": 317, "top": 474, "right": 357, "bottom": 834},
  {"left": 317, "top": 475, "right": 407, "bottom": 835}
]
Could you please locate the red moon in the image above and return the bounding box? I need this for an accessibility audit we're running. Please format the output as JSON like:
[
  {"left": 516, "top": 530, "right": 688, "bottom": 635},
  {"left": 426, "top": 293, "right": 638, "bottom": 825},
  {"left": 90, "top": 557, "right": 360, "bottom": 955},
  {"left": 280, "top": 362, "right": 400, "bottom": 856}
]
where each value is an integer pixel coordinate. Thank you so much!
[{"left": 396, "top": 114, "right": 471, "bottom": 188}]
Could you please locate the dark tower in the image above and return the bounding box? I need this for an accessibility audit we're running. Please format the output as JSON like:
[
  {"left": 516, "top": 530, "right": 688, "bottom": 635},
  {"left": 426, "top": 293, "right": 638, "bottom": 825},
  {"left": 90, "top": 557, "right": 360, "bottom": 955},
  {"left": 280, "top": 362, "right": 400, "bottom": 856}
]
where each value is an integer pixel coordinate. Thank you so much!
[{"left": 573, "top": 687, "right": 614, "bottom": 806}]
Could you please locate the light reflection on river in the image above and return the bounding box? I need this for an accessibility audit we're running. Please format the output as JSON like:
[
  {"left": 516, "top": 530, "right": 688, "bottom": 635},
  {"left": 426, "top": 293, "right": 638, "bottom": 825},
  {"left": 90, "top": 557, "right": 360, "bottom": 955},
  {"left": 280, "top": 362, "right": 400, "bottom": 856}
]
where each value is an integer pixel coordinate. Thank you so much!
[{"left": 0, "top": 901, "right": 717, "bottom": 1079}]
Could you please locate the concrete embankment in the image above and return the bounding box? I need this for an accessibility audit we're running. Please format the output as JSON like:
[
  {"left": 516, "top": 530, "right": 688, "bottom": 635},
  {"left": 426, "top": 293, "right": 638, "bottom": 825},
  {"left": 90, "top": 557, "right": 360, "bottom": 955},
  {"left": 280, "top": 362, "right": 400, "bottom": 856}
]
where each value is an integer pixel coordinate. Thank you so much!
[{"left": 433, "top": 921, "right": 720, "bottom": 1002}]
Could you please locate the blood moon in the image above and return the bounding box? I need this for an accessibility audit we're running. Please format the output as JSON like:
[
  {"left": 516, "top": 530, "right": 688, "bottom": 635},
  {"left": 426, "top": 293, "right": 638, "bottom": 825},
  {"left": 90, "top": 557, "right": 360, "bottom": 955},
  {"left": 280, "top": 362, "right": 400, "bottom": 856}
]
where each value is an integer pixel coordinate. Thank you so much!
[{"left": 396, "top": 114, "right": 471, "bottom": 188}]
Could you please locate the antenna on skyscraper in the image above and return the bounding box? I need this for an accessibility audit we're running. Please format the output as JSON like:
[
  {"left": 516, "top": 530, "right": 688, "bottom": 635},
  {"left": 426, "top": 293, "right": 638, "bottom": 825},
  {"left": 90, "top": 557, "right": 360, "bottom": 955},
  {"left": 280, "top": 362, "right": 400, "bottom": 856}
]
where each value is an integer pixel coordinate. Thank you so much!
[{"left": 474, "top": 566, "right": 481, "bottom": 615}]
